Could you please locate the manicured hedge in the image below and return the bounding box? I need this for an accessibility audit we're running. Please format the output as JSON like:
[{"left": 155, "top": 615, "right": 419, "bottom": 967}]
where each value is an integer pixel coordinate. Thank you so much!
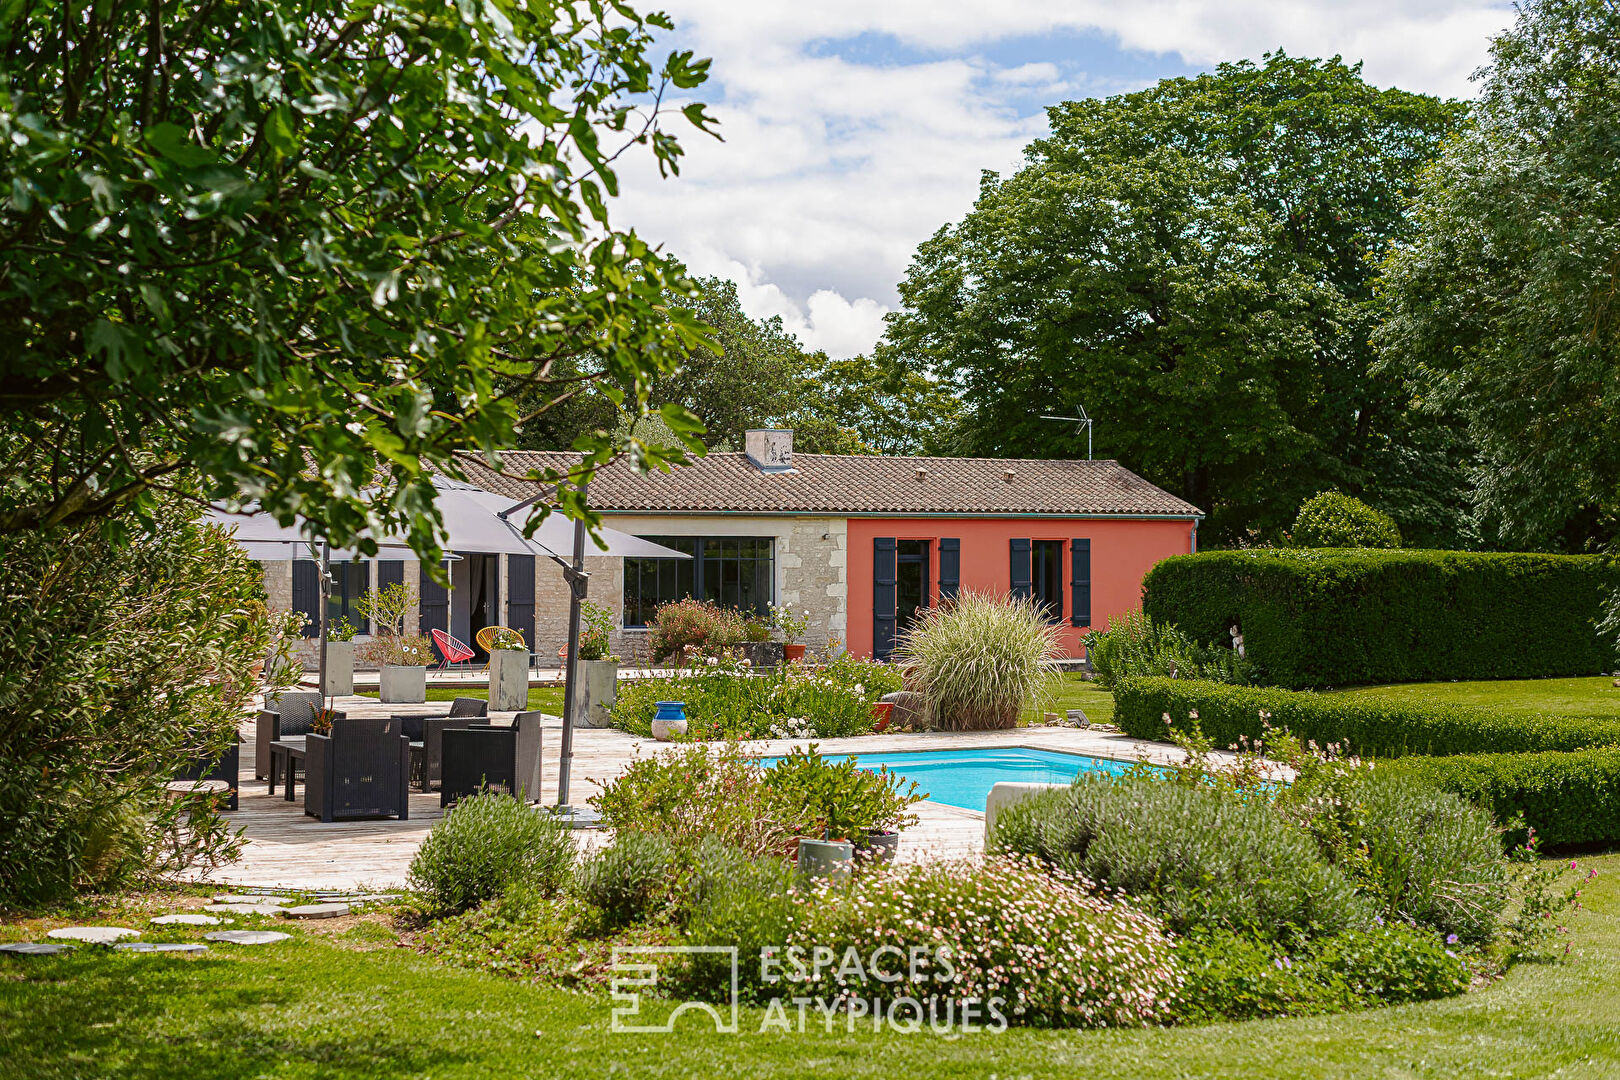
[
  {"left": 1141, "top": 550, "right": 1619, "bottom": 689},
  {"left": 1113, "top": 677, "right": 1620, "bottom": 758},
  {"left": 1380, "top": 749, "right": 1620, "bottom": 849}
]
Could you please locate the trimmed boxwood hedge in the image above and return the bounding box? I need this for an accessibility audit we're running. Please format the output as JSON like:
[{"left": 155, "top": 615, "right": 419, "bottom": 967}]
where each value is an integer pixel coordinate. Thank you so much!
[
  {"left": 1141, "top": 549, "right": 1619, "bottom": 689},
  {"left": 1113, "top": 677, "right": 1620, "bottom": 758},
  {"left": 1380, "top": 750, "right": 1620, "bottom": 849}
]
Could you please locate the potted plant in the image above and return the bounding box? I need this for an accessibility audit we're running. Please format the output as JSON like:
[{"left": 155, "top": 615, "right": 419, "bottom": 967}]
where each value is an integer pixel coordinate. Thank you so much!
[
  {"left": 572, "top": 601, "right": 620, "bottom": 728},
  {"left": 771, "top": 604, "right": 810, "bottom": 663},
  {"left": 360, "top": 633, "right": 435, "bottom": 703},
  {"left": 355, "top": 581, "right": 431, "bottom": 703},
  {"left": 324, "top": 616, "right": 358, "bottom": 696},
  {"left": 763, "top": 745, "right": 924, "bottom": 869},
  {"left": 486, "top": 626, "right": 530, "bottom": 712},
  {"left": 740, "top": 612, "right": 784, "bottom": 669}
]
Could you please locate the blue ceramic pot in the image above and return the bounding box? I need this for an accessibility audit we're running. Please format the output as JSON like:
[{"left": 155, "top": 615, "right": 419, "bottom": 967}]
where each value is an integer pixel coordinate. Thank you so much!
[{"left": 654, "top": 701, "right": 687, "bottom": 722}]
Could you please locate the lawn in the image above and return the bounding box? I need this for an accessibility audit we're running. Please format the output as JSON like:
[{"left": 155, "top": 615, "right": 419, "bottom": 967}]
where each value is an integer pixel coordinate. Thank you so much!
[
  {"left": 3, "top": 853, "right": 1618, "bottom": 1078},
  {"left": 1335, "top": 676, "right": 1620, "bottom": 719},
  {"left": 358, "top": 684, "right": 567, "bottom": 713}
]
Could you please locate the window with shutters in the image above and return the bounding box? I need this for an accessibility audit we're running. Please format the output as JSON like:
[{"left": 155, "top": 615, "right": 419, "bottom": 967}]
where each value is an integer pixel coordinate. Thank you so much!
[
  {"left": 623, "top": 536, "right": 774, "bottom": 627},
  {"left": 1031, "top": 540, "right": 1064, "bottom": 622},
  {"left": 327, "top": 561, "right": 371, "bottom": 633}
]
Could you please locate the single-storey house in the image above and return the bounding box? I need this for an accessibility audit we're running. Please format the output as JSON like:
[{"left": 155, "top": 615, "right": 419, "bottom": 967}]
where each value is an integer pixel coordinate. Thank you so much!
[{"left": 261, "top": 430, "right": 1201, "bottom": 664}]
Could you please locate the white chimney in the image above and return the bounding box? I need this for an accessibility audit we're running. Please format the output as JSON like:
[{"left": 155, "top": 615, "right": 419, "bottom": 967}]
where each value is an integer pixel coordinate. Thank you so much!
[{"left": 745, "top": 428, "right": 794, "bottom": 474}]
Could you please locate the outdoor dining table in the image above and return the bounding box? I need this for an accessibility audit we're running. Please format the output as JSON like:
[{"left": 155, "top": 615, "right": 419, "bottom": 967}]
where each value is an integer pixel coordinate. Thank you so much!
[{"left": 267, "top": 737, "right": 306, "bottom": 802}]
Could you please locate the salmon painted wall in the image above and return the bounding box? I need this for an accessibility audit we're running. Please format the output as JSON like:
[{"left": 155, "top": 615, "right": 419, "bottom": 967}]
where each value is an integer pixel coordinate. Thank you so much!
[{"left": 845, "top": 517, "right": 1196, "bottom": 659}]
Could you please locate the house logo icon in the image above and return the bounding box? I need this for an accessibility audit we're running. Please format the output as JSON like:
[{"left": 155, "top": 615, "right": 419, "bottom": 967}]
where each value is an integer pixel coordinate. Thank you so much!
[{"left": 610, "top": 946, "right": 740, "bottom": 1034}]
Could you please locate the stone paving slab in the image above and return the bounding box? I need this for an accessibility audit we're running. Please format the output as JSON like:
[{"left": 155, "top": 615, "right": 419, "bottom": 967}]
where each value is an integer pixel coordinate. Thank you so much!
[
  {"left": 0, "top": 943, "right": 76, "bottom": 955},
  {"left": 47, "top": 927, "right": 139, "bottom": 944},
  {"left": 151, "top": 914, "right": 226, "bottom": 926},
  {"left": 281, "top": 903, "right": 350, "bottom": 919},
  {"left": 113, "top": 942, "right": 209, "bottom": 953},
  {"left": 204, "top": 930, "right": 290, "bottom": 945},
  {"left": 213, "top": 894, "right": 294, "bottom": 905},
  {"left": 204, "top": 903, "right": 289, "bottom": 916}
]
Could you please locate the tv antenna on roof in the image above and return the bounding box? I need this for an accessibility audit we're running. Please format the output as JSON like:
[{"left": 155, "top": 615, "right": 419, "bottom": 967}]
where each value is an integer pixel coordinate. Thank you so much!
[{"left": 1041, "top": 408, "right": 1094, "bottom": 460}]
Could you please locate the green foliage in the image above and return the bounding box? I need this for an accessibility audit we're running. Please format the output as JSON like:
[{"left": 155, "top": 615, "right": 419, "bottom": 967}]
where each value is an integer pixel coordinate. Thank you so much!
[
  {"left": 0, "top": 501, "right": 267, "bottom": 906},
  {"left": 329, "top": 617, "right": 359, "bottom": 644},
  {"left": 990, "top": 778, "right": 1372, "bottom": 939},
  {"left": 1113, "top": 677, "right": 1620, "bottom": 758},
  {"left": 1377, "top": 0, "right": 1620, "bottom": 555},
  {"left": 674, "top": 852, "right": 800, "bottom": 1006},
  {"left": 1291, "top": 492, "right": 1402, "bottom": 548},
  {"left": 1380, "top": 748, "right": 1620, "bottom": 849},
  {"left": 577, "top": 601, "right": 615, "bottom": 662},
  {"left": 1142, "top": 549, "right": 1620, "bottom": 688},
  {"left": 587, "top": 743, "right": 785, "bottom": 857},
  {"left": 611, "top": 653, "right": 899, "bottom": 740},
  {"left": 576, "top": 831, "right": 678, "bottom": 930},
  {"left": 356, "top": 583, "right": 417, "bottom": 639},
  {"left": 647, "top": 598, "right": 744, "bottom": 663},
  {"left": 759, "top": 744, "right": 923, "bottom": 842},
  {"left": 0, "top": 0, "right": 714, "bottom": 558},
  {"left": 769, "top": 604, "right": 809, "bottom": 644},
  {"left": 1083, "top": 610, "right": 1252, "bottom": 689},
  {"left": 1171, "top": 925, "right": 1471, "bottom": 1024},
  {"left": 782, "top": 857, "right": 1181, "bottom": 1028},
  {"left": 1305, "top": 772, "right": 1507, "bottom": 944},
  {"left": 894, "top": 591, "right": 1061, "bottom": 730},
  {"left": 881, "top": 52, "right": 1466, "bottom": 542},
  {"left": 407, "top": 794, "right": 575, "bottom": 917},
  {"left": 358, "top": 634, "right": 437, "bottom": 668}
]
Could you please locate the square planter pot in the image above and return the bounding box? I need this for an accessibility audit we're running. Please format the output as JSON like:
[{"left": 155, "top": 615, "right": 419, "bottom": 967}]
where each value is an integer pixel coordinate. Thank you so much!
[
  {"left": 323, "top": 640, "right": 355, "bottom": 696},
  {"left": 489, "top": 649, "right": 530, "bottom": 712},
  {"left": 741, "top": 641, "right": 785, "bottom": 670},
  {"left": 379, "top": 664, "right": 427, "bottom": 704},
  {"left": 574, "top": 660, "right": 619, "bottom": 728}
]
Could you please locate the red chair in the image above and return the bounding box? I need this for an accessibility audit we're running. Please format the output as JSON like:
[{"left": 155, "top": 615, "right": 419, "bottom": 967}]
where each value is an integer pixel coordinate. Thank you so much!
[{"left": 430, "top": 628, "right": 476, "bottom": 670}]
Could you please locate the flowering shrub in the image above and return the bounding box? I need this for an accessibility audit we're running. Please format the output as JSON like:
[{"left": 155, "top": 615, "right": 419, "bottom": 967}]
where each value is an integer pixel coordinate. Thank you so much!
[
  {"left": 782, "top": 856, "right": 1181, "bottom": 1028},
  {"left": 588, "top": 743, "right": 785, "bottom": 857},
  {"left": 576, "top": 601, "right": 615, "bottom": 661},
  {"left": 611, "top": 653, "right": 901, "bottom": 740},
  {"left": 647, "top": 598, "right": 744, "bottom": 662},
  {"left": 760, "top": 744, "right": 923, "bottom": 841}
]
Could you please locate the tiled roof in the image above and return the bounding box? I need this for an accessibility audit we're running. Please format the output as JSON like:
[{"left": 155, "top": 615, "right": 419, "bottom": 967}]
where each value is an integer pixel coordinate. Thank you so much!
[{"left": 455, "top": 451, "right": 1202, "bottom": 518}]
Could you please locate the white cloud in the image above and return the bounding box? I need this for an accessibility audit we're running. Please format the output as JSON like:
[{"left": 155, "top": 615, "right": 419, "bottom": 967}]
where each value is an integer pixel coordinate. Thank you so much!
[{"left": 614, "top": 1, "right": 1515, "bottom": 358}]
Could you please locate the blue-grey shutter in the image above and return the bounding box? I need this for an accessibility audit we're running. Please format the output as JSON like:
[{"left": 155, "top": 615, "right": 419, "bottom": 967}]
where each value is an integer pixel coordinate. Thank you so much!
[
  {"left": 1070, "top": 538, "right": 1091, "bottom": 627},
  {"left": 938, "top": 538, "right": 961, "bottom": 601},
  {"left": 507, "top": 554, "right": 535, "bottom": 650},
  {"left": 1009, "top": 538, "right": 1032, "bottom": 601},
  {"left": 291, "top": 561, "right": 321, "bottom": 638},
  {"left": 419, "top": 561, "right": 449, "bottom": 636},
  {"left": 377, "top": 560, "right": 404, "bottom": 593},
  {"left": 873, "top": 537, "right": 898, "bottom": 661},
  {"left": 348, "top": 561, "right": 372, "bottom": 634}
]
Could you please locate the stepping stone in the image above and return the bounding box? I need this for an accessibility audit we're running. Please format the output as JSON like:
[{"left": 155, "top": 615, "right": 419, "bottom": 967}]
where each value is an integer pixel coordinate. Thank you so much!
[
  {"left": 0, "top": 943, "right": 75, "bottom": 956},
  {"left": 114, "top": 942, "right": 209, "bottom": 953},
  {"left": 205, "top": 930, "right": 290, "bottom": 946},
  {"left": 346, "top": 894, "right": 402, "bottom": 903},
  {"left": 204, "top": 904, "right": 287, "bottom": 916},
  {"left": 212, "top": 894, "right": 293, "bottom": 906},
  {"left": 47, "top": 927, "right": 138, "bottom": 945},
  {"left": 281, "top": 903, "right": 349, "bottom": 920},
  {"left": 151, "top": 914, "right": 226, "bottom": 926}
]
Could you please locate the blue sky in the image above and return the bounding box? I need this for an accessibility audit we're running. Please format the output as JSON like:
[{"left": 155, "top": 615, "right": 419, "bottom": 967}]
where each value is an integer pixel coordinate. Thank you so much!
[{"left": 613, "top": 2, "right": 1514, "bottom": 357}]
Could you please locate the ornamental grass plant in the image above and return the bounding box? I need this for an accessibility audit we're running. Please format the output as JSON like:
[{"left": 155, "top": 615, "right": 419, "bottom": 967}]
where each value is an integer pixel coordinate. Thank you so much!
[{"left": 893, "top": 591, "right": 1062, "bottom": 730}]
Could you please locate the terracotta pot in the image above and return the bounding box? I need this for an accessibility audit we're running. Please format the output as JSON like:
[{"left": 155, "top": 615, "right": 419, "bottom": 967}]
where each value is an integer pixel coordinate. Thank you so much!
[
  {"left": 783, "top": 643, "right": 806, "bottom": 663},
  {"left": 872, "top": 701, "right": 895, "bottom": 733}
]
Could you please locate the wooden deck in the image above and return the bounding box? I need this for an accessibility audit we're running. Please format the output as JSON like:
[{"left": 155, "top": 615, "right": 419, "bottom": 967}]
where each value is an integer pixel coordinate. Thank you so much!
[{"left": 197, "top": 695, "right": 1204, "bottom": 891}]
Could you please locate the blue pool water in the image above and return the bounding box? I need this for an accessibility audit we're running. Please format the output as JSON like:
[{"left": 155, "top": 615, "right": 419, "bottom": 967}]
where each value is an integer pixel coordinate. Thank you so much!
[{"left": 759, "top": 747, "right": 1137, "bottom": 812}]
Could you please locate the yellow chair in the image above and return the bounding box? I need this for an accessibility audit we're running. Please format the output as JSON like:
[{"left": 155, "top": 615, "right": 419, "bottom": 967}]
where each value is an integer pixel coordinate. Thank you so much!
[{"left": 475, "top": 626, "right": 525, "bottom": 672}]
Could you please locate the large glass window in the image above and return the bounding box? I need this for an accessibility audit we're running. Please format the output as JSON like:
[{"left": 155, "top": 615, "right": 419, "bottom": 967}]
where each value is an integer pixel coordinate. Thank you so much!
[
  {"left": 1031, "top": 540, "right": 1064, "bottom": 622},
  {"left": 624, "top": 536, "right": 774, "bottom": 626},
  {"left": 325, "top": 561, "right": 371, "bottom": 635}
]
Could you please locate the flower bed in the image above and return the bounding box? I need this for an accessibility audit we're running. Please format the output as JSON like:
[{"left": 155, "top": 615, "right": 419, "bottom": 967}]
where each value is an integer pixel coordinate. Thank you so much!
[{"left": 612, "top": 653, "right": 902, "bottom": 739}]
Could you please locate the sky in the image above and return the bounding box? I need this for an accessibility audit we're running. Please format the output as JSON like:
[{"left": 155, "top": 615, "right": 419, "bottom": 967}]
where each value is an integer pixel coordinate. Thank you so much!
[{"left": 612, "top": 1, "right": 1516, "bottom": 358}]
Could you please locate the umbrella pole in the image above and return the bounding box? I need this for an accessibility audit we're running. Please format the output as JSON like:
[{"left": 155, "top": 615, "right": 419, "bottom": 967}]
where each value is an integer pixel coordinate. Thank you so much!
[
  {"left": 317, "top": 541, "right": 331, "bottom": 699},
  {"left": 556, "top": 510, "right": 587, "bottom": 809}
]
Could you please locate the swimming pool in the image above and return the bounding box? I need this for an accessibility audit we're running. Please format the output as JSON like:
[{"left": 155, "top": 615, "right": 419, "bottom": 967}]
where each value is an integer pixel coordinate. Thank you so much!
[{"left": 759, "top": 747, "right": 1137, "bottom": 812}]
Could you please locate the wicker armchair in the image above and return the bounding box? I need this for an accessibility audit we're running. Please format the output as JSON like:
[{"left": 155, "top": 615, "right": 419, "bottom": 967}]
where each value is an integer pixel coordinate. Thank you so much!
[
  {"left": 440, "top": 711, "right": 544, "bottom": 807},
  {"left": 254, "top": 691, "right": 323, "bottom": 779},
  {"left": 303, "top": 716, "right": 411, "bottom": 822}
]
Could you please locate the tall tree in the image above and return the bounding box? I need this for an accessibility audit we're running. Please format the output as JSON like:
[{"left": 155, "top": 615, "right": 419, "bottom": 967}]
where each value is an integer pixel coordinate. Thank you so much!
[
  {"left": 1378, "top": 0, "right": 1620, "bottom": 555},
  {"left": 0, "top": 0, "right": 715, "bottom": 560},
  {"left": 882, "top": 53, "right": 1465, "bottom": 543}
]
